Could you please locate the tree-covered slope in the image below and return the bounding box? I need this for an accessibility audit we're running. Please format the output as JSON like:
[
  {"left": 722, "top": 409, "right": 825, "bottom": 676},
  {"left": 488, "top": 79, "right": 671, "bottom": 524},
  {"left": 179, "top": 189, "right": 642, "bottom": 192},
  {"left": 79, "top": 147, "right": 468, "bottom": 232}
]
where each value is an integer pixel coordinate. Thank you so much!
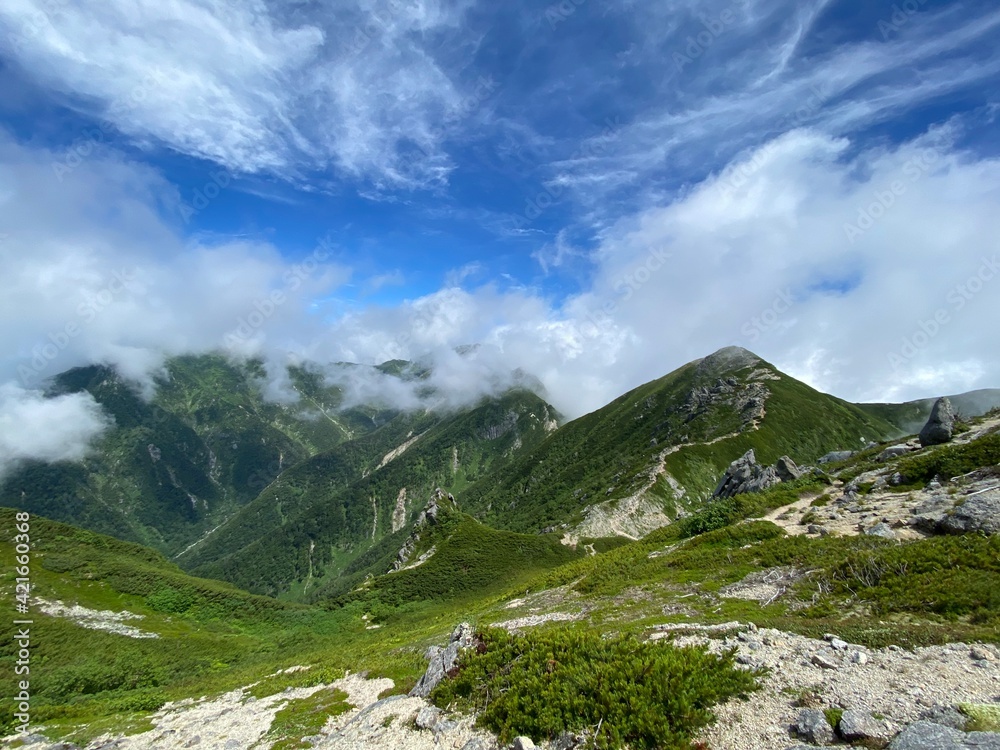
[
  {"left": 459, "top": 347, "right": 898, "bottom": 535},
  {"left": 0, "top": 355, "right": 397, "bottom": 555},
  {"left": 184, "top": 390, "right": 561, "bottom": 599}
]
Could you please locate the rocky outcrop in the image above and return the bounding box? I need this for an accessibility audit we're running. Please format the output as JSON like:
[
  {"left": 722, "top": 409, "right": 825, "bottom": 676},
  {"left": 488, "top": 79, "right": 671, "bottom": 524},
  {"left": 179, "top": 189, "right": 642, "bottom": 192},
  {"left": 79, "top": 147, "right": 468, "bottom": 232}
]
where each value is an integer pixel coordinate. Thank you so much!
[
  {"left": 838, "top": 709, "right": 894, "bottom": 745},
  {"left": 394, "top": 489, "right": 454, "bottom": 570},
  {"left": 818, "top": 450, "right": 855, "bottom": 464},
  {"left": 888, "top": 721, "right": 1000, "bottom": 749},
  {"left": 775, "top": 456, "right": 804, "bottom": 482},
  {"left": 409, "top": 623, "right": 476, "bottom": 698},
  {"left": 919, "top": 397, "right": 956, "bottom": 447},
  {"left": 794, "top": 708, "right": 835, "bottom": 745},
  {"left": 938, "top": 489, "right": 1000, "bottom": 536},
  {"left": 712, "top": 450, "right": 800, "bottom": 499}
]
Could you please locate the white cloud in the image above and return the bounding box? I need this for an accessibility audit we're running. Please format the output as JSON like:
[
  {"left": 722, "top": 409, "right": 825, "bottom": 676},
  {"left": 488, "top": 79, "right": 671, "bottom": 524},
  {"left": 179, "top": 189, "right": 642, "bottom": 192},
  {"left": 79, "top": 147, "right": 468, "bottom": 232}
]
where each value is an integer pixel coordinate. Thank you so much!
[
  {"left": 548, "top": 1, "right": 1000, "bottom": 214},
  {"left": 0, "top": 0, "right": 475, "bottom": 188},
  {"left": 0, "top": 132, "right": 350, "bottom": 394},
  {"left": 1, "top": 122, "right": 998, "bottom": 435},
  {"left": 317, "top": 125, "right": 1000, "bottom": 418},
  {"left": 0, "top": 384, "right": 111, "bottom": 480}
]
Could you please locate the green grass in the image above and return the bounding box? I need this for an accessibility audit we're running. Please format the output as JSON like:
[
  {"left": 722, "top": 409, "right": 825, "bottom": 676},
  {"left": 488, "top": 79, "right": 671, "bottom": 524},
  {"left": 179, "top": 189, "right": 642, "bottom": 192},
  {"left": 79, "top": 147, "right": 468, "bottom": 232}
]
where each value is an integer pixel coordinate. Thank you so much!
[
  {"left": 430, "top": 626, "right": 761, "bottom": 749},
  {"left": 959, "top": 704, "right": 1000, "bottom": 732},
  {"left": 263, "top": 687, "right": 352, "bottom": 749}
]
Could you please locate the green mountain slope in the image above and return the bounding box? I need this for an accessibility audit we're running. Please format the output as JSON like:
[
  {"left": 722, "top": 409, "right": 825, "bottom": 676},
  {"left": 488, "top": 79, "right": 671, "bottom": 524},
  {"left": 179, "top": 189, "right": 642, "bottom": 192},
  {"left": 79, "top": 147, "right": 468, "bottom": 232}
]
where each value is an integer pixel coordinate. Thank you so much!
[
  {"left": 0, "top": 355, "right": 397, "bottom": 555},
  {"left": 459, "top": 347, "right": 898, "bottom": 536},
  {"left": 184, "top": 390, "right": 561, "bottom": 599}
]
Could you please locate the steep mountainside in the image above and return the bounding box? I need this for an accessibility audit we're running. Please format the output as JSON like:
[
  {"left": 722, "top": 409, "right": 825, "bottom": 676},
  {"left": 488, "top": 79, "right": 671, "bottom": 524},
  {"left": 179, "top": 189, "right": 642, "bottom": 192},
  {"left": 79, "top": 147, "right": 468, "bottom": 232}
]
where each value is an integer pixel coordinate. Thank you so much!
[
  {"left": 0, "top": 355, "right": 398, "bottom": 554},
  {"left": 183, "top": 390, "right": 560, "bottom": 598},
  {"left": 459, "top": 347, "right": 898, "bottom": 537}
]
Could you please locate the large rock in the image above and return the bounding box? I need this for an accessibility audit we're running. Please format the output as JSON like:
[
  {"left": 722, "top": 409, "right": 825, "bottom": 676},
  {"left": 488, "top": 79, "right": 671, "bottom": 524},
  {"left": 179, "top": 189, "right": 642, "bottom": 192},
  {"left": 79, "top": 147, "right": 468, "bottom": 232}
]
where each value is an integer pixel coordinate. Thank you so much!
[
  {"left": 838, "top": 709, "right": 893, "bottom": 745},
  {"left": 712, "top": 449, "right": 782, "bottom": 499},
  {"left": 410, "top": 623, "right": 476, "bottom": 697},
  {"left": 794, "top": 708, "right": 835, "bottom": 745},
  {"left": 888, "top": 721, "right": 1000, "bottom": 749},
  {"left": 775, "top": 455, "right": 804, "bottom": 482},
  {"left": 938, "top": 490, "right": 1000, "bottom": 536},
  {"left": 918, "top": 706, "right": 968, "bottom": 731},
  {"left": 819, "top": 450, "right": 855, "bottom": 465},
  {"left": 919, "top": 397, "right": 956, "bottom": 447}
]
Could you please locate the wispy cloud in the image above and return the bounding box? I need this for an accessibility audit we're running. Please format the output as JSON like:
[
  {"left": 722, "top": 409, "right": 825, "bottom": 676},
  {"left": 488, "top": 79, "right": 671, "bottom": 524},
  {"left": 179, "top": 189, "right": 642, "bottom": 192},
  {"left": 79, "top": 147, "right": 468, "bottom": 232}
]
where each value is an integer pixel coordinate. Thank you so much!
[{"left": 0, "top": 0, "right": 478, "bottom": 189}]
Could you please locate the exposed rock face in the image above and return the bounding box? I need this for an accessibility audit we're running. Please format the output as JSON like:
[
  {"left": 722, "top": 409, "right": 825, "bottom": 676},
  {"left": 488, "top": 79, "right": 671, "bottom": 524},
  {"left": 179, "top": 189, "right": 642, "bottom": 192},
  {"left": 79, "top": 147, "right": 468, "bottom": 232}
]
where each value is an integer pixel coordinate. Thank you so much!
[
  {"left": 838, "top": 709, "right": 894, "bottom": 745},
  {"left": 888, "top": 720, "right": 1000, "bottom": 749},
  {"left": 409, "top": 623, "right": 476, "bottom": 698},
  {"left": 938, "top": 490, "right": 1000, "bottom": 536},
  {"left": 775, "top": 456, "right": 803, "bottom": 482},
  {"left": 712, "top": 449, "right": 782, "bottom": 499},
  {"left": 920, "top": 397, "right": 956, "bottom": 447},
  {"left": 794, "top": 708, "right": 835, "bottom": 745},
  {"left": 394, "top": 489, "right": 455, "bottom": 570},
  {"left": 819, "top": 450, "right": 855, "bottom": 464}
]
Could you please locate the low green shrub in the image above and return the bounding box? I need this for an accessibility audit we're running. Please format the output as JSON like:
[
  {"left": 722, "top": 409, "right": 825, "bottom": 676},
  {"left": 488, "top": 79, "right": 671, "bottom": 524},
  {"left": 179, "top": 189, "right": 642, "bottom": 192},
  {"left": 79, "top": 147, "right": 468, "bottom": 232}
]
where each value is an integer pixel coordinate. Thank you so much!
[
  {"left": 431, "top": 626, "right": 761, "bottom": 749},
  {"left": 896, "top": 433, "right": 1000, "bottom": 485}
]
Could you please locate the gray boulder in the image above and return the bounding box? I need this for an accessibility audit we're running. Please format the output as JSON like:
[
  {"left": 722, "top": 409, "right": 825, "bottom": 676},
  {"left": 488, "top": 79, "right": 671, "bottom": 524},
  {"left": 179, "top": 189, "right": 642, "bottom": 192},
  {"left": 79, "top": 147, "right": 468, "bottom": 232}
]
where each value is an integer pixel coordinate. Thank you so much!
[
  {"left": 819, "top": 450, "right": 855, "bottom": 465},
  {"left": 795, "top": 708, "right": 835, "bottom": 745},
  {"left": 918, "top": 706, "right": 968, "bottom": 731},
  {"left": 775, "top": 455, "right": 804, "bottom": 482},
  {"left": 512, "top": 738, "right": 536, "bottom": 750},
  {"left": 410, "top": 623, "right": 476, "bottom": 697},
  {"left": 878, "top": 444, "right": 915, "bottom": 461},
  {"left": 888, "top": 721, "right": 1000, "bottom": 749},
  {"left": 919, "top": 398, "right": 956, "bottom": 447},
  {"left": 839, "top": 709, "right": 893, "bottom": 745},
  {"left": 938, "top": 490, "right": 1000, "bottom": 536},
  {"left": 865, "top": 522, "right": 898, "bottom": 540},
  {"left": 712, "top": 450, "right": 782, "bottom": 498}
]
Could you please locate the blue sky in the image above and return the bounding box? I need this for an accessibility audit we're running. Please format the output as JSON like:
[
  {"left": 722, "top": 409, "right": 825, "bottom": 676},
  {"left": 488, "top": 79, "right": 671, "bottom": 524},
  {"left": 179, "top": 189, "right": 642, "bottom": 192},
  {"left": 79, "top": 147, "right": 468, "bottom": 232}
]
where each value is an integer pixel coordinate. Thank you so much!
[{"left": 1, "top": 0, "right": 999, "bottom": 453}]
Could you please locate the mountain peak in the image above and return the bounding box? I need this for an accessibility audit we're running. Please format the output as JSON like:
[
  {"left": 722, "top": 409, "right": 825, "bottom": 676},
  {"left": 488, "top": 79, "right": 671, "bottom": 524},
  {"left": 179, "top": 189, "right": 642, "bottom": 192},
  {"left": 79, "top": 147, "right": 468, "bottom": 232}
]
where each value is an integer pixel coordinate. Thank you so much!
[{"left": 696, "top": 346, "right": 762, "bottom": 374}]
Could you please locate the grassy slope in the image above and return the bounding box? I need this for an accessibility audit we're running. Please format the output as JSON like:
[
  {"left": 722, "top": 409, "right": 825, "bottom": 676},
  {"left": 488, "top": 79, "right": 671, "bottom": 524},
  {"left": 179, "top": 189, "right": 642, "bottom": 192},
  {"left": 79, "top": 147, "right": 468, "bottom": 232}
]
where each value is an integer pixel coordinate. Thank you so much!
[
  {"left": 3, "top": 417, "right": 1000, "bottom": 745},
  {"left": 185, "top": 390, "right": 561, "bottom": 599},
  {"left": 460, "top": 350, "right": 898, "bottom": 533},
  {"left": 0, "top": 506, "right": 579, "bottom": 740}
]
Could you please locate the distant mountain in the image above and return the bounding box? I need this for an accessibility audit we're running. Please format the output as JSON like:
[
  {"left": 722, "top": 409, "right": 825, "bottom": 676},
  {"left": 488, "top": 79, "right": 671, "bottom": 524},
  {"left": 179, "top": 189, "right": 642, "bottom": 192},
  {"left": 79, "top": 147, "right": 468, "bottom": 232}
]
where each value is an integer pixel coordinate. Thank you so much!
[
  {"left": 857, "top": 388, "right": 1000, "bottom": 434},
  {"left": 0, "top": 355, "right": 399, "bottom": 554},
  {"left": 457, "top": 347, "right": 899, "bottom": 538},
  {"left": 183, "top": 389, "right": 560, "bottom": 598}
]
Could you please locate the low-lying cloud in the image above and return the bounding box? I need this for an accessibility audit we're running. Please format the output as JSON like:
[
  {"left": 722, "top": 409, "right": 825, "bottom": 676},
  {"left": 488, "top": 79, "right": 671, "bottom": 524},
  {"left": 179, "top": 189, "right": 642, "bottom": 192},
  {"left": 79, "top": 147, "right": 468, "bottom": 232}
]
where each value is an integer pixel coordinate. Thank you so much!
[
  {"left": 1, "top": 120, "right": 999, "bottom": 476},
  {"left": 0, "top": 384, "right": 111, "bottom": 480}
]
